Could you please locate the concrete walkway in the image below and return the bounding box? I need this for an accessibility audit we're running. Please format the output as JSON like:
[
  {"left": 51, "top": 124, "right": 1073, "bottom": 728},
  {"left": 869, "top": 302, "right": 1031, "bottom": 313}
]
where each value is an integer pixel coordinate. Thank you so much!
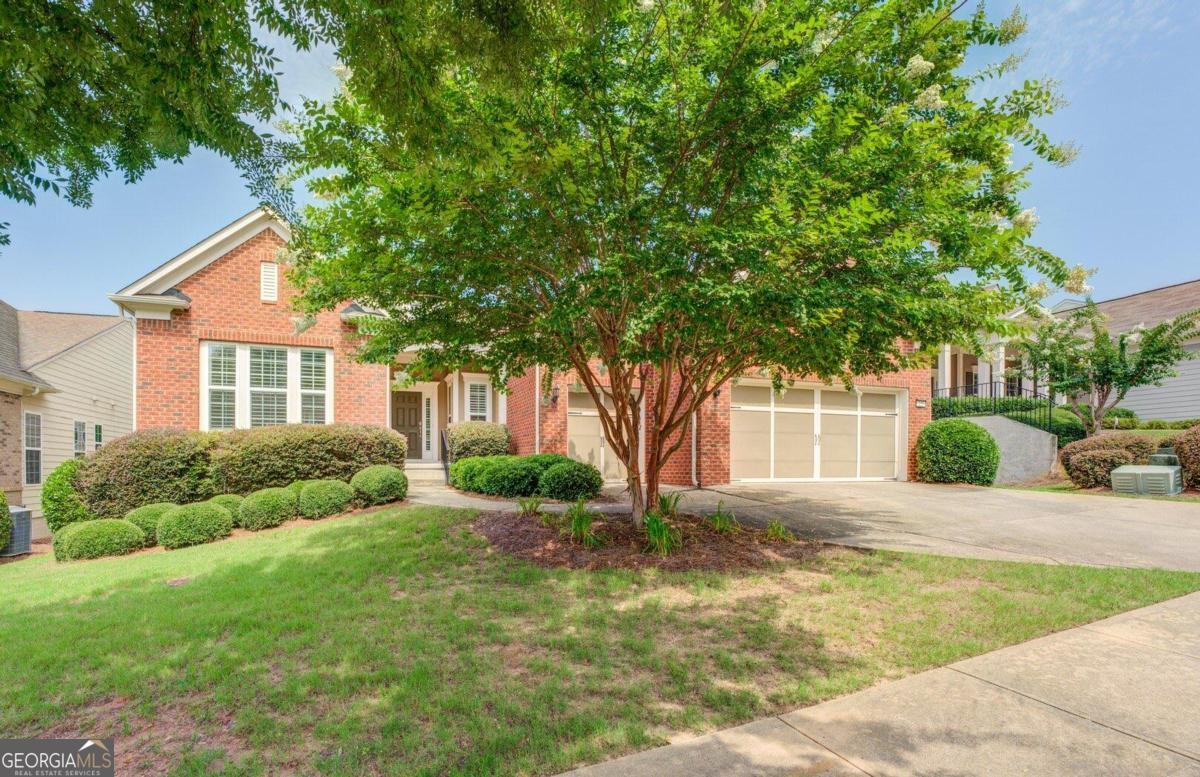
[
  {"left": 564, "top": 591, "right": 1200, "bottom": 776},
  {"left": 408, "top": 480, "right": 1200, "bottom": 571}
]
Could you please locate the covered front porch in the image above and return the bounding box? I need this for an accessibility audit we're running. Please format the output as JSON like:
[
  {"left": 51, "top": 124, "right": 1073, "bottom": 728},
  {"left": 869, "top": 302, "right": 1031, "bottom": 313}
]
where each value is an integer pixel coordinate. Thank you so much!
[
  {"left": 933, "top": 343, "right": 1031, "bottom": 398},
  {"left": 387, "top": 356, "right": 506, "bottom": 465}
]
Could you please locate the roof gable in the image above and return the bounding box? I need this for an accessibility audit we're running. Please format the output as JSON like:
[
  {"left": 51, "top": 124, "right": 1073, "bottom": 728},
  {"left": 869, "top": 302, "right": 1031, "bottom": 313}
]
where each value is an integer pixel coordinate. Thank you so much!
[
  {"left": 16, "top": 310, "right": 124, "bottom": 368},
  {"left": 115, "top": 208, "right": 290, "bottom": 296}
]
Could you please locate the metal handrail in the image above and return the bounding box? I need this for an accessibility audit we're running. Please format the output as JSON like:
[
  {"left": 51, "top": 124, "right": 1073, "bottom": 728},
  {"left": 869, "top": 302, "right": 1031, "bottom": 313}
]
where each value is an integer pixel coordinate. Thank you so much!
[
  {"left": 440, "top": 429, "right": 451, "bottom": 483},
  {"left": 932, "top": 381, "right": 1054, "bottom": 432}
]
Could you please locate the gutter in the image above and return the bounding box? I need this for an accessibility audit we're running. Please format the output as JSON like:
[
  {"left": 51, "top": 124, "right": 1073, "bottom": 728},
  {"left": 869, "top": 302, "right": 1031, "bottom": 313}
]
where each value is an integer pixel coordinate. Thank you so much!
[{"left": 534, "top": 364, "right": 541, "bottom": 454}]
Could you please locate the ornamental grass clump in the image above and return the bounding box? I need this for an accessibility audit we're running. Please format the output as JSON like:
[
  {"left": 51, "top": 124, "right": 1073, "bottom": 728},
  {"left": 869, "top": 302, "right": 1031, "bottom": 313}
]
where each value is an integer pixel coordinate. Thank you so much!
[
  {"left": 643, "top": 511, "right": 681, "bottom": 557},
  {"left": 564, "top": 500, "right": 603, "bottom": 549},
  {"left": 706, "top": 501, "right": 739, "bottom": 534},
  {"left": 765, "top": 519, "right": 796, "bottom": 543}
]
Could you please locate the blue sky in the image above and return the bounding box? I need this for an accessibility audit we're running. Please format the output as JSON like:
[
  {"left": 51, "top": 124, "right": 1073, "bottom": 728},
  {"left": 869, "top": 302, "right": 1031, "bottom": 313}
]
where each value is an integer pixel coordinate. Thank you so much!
[{"left": 1, "top": 0, "right": 1197, "bottom": 314}]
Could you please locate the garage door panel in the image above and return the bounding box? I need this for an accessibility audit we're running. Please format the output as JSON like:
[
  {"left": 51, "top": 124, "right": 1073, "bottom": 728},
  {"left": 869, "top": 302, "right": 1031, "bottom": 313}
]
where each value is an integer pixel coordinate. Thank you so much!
[
  {"left": 774, "top": 412, "right": 814, "bottom": 478},
  {"left": 568, "top": 414, "right": 603, "bottom": 470},
  {"left": 860, "top": 415, "right": 897, "bottom": 478},
  {"left": 820, "top": 412, "right": 858, "bottom": 478},
  {"left": 731, "top": 410, "right": 771, "bottom": 479},
  {"left": 861, "top": 392, "right": 897, "bottom": 413}
]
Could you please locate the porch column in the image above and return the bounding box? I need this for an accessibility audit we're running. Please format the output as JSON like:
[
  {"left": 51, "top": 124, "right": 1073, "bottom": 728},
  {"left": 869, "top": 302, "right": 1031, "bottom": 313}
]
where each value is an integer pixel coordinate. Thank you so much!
[
  {"left": 977, "top": 360, "right": 991, "bottom": 392},
  {"left": 991, "top": 358, "right": 1005, "bottom": 396},
  {"left": 937, "top": 345, "right": 951, "bottom": 392},
  {"left": 449, "top": 371, "right": 460, "bottom": 423},
  {"left": 955, "top": 350, "right": 965, "bottom": 390},
  {"left": 498, "top": 392, "right": 507, "bottom": 424}
]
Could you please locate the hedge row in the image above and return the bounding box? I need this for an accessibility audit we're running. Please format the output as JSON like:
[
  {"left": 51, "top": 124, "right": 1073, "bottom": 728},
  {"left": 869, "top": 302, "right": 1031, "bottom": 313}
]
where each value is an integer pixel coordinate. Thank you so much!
[
  {"left": 449, "top": 454, "right": 603, "bottom": 501},
  {"left": 1060, "top": 434, "right": 1157, "bottom": 488},
  {"left": 444, "top": 422, "right": 510, "bottom": 462},
  {"left": 69, "top": 424, "right": 406, "bottom": 519},
  {"left": 1174, "top": 425, "right": 1200, "bottom": 486}
]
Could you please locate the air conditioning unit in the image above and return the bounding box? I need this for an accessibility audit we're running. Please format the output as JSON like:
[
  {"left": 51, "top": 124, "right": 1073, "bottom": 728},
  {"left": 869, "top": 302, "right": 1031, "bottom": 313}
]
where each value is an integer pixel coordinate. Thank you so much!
[
  {"left": 2, "top": 506, "right": 32, "bottom": 557},
  {"left": 1111, "top": 465, "right": 1183, "bottom": 497}
]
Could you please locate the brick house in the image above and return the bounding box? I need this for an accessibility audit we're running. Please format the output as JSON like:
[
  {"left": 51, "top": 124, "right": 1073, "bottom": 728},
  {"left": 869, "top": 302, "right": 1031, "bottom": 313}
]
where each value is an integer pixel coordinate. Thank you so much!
[{"left": 113, "top": 209, "right": 931, "bottom": 486}]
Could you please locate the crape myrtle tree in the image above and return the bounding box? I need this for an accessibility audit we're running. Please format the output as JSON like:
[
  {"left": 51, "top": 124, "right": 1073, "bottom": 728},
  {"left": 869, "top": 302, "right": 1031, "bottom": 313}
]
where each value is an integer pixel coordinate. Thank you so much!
[
  {"left": 1017, "top": 302, "right": 1199, "bottom": 437},
  {"left": 282, "top": 0, "right": 1073, "bottom": 519}
]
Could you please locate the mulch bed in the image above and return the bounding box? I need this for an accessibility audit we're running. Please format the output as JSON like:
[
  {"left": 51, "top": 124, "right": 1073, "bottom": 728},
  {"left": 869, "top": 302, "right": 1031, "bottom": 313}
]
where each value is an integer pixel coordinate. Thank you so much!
[{"left": 473, "top": 510, "right": 823, "bottom": 572}]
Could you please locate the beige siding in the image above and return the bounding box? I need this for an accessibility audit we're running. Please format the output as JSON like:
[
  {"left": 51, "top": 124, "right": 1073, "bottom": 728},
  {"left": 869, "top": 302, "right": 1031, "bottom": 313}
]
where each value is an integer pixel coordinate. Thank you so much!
[
  {"left": 19, "top": 322, "right": 133, "bottom": 536},
  {"left": 1120, "top": 345, "right": 1200, "bottom": 422}
]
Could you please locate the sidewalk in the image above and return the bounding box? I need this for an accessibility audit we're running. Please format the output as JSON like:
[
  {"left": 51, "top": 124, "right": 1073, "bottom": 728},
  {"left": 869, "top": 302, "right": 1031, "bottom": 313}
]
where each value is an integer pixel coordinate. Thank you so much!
[{"left": 563, "top": 591, "right": 1200, "bottom": 776}]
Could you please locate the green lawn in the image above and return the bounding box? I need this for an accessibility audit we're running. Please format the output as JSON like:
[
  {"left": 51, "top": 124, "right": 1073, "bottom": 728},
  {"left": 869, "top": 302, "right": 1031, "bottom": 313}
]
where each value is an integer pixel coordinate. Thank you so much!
[
  {"left": 3, "top": 506, "right": 1198, "bottom": 775},
  {"left": 1006, "top": 481, "right": 1200, "bottom": 503}
]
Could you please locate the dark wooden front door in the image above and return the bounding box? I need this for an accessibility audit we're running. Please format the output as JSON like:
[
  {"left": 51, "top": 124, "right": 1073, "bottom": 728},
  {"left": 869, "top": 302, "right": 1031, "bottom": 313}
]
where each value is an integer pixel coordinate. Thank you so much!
[{"left": 392, "top": 391, "right": 422, "bottom": 459}]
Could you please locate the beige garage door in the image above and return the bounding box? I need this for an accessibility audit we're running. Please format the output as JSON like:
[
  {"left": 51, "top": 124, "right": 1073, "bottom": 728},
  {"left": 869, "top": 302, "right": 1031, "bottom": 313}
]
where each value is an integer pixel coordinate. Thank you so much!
[
  {"left": 730, "top": 384, "right": 899, "bottom": 480},
  {"left": 567, "top": 390, "right": 627, "bottom": 481}
]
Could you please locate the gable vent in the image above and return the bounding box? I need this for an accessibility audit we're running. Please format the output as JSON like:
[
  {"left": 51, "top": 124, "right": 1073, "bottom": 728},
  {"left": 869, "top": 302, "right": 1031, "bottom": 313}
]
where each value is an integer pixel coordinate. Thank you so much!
[{"left": 260, "top": 262, "right": 279, "bottom": 302}]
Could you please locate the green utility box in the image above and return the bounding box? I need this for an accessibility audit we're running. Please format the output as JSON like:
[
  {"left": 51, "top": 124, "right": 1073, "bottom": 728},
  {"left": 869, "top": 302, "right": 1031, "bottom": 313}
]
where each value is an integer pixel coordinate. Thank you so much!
[{"left": 1110, "top": 465, "right": 1184, "bottom": 496}]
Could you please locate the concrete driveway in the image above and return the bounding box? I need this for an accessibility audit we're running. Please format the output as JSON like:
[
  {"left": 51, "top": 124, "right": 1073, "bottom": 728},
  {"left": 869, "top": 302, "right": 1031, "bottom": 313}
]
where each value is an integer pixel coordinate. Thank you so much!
[{"left": 671, "top": 481, "right": 1200, "bottom": 571}]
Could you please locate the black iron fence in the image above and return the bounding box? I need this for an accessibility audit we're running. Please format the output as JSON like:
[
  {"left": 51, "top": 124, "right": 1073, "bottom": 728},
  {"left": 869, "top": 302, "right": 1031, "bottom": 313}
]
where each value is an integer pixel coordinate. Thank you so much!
[{"left": 932, "top": 381, "right": 1054, "bottom": 432}]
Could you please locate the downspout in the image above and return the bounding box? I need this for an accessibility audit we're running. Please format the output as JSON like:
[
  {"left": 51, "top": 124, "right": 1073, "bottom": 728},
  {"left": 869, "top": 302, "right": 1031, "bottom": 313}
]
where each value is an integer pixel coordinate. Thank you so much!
[
  {"left": 690, "top": 411, "right": 698, "bottom": 487},
  {"left": 534, "top": 364, "right": 541, "bottom": 454}
]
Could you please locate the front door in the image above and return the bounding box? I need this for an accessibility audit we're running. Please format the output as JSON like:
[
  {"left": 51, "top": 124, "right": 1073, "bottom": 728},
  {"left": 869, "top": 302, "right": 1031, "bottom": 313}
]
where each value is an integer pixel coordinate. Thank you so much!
[{"left": 392, "top": 391, "right": 422, "bottom": 459}]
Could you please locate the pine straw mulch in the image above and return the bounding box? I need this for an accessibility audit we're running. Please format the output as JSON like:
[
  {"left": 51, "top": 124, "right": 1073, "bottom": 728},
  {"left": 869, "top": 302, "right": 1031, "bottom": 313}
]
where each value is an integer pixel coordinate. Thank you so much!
[{"left": 473, "top": 510, "right": 824, "bottom": 572}]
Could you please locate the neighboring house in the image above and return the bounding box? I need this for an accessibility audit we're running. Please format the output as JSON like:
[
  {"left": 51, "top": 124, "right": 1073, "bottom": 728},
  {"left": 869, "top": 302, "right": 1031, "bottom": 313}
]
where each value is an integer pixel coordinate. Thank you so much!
[
  {"left": 0, "top": 300, "right": 133, "bottom": 538},
  {"left": 933, "top": 278, "right": 1200, "bottom": 421},
  {"left": 113, "top": 209, "right": 932, "bottom": 487}
]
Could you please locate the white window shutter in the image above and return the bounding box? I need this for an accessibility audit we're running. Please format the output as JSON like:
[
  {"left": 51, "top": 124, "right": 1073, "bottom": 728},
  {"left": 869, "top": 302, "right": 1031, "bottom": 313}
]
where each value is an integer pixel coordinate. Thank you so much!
[
  {"left": 260, "top": 262, "right": 279, "bottom": 302},
  {"left": 468, "top": 383, "right": 489, "bottom": 421}
]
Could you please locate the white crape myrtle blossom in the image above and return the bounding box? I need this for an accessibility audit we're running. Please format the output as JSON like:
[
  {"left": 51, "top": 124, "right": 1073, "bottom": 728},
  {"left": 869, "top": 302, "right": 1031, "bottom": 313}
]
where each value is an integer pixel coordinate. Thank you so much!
[
  {"left": 903, "top": 55, "right": 934, "bottom": 79},
  {"left": 1064, "top": 264, "right": 1096, "bottom": 296},
  {"left": 914, "top": 84, "right": 947, "bottom": 111},
  {"left": 638, "top": 0, "right": 655, "bottom": 11},
  {"left": 1027, "top": 280, "right": 1051, "bottom": 300},
  {"left": 811, "top": 28, "right": 836, "bottom": 54},
  {"left": 752, "top": 0, "right": 766, "bottom": 13},
  {"left": 732, "top": 268, "right": 750, "bottom": 283},
  {"left": 1126, "top": 322, "right": 1147, "bottom": 345},
  {"left": 1012, "top": 208, "right": 1039, "bottom": 231}
]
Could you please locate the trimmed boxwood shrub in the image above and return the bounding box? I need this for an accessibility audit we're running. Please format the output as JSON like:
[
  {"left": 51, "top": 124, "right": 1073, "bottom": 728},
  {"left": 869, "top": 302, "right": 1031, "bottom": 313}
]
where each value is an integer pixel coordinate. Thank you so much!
[
  {"left": 1067, "top": 449, "right": 1134, "bottom": 489},
  {"left": 916, "top": 419, "right": 1000, "bottom": 486},
  {"left": 1060, "top": 434, "right": 1156, "bottom": 476},
  {"left": 75, "top": 429, "right": 214, "bottom": 518},
  {"left": 209, "top": 494, "right": 244, "bottom": 516},
  {"left": 124, "top": 502, "right": 178, "bottom": 546},
  {"left": 449, "top": 454, "right": 584, "bottom": 498},
  {"left": 445, "top": 421, "right": 510, "bottom": 462},
  {"left": 53, "top": 519, "right": 145, "bottom": 561},
  {"left": 1174, "top": 424, "right": 1200, "bottom": 486},
  {"left": 157, "top": 502, "right": 234, "bottom": 549},
  {"left": 351, "top": 465, "right": 409, "bottom": 505},
  {"left": 299, "top": 480, "right": 355, "bottom": 519},
  {"left": 286, "top": 479, "right": 314, "bottom": 499},
  {"left": 208, "top": 424, "right": 406, "bottom": 494},
  {"left": 538, "top": 460, "right": 604, "bottom": 501},
  {"left": 42, "top": 458, "right": 93, "bottom": 533},
  {"left": 1141, "top": 418, "right": 1200, "bottom": 430},
  {"left": 238, "top": 487, "right": 297, "bottom": 530}
]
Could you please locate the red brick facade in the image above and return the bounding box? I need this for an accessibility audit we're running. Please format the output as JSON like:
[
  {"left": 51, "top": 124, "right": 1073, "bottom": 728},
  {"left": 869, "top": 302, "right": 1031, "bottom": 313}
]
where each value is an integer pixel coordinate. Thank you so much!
[
  {"left": 134, "top": 229, "right": 389, "bottom": 431},
  {"left": 0, "top": 391, "right": 20, "bottom": 504}
]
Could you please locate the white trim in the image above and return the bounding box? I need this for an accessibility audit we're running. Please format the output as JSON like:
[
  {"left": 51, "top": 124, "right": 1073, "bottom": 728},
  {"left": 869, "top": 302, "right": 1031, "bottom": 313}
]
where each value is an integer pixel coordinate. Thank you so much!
[
  {"left": 200, "top": 341, "right": 333, "bottom": 430},
  {"left": 72, "top": 419, "right": 87, "bottom": 459},
  {"left": 106, "top": 293, "right": 190, "bottom": 320},
  {"left": 464, "top": 373, "right": 491, "bottom": 421},
  {"left": 115, "top": 209, "right": 290, "bottom": 296},
  {"left": 391, "top": 382, "right": 440, "bottom": 462},
  {"left": 534, "top": 365, "right": 541, "bottom": 454},
  {"left": 23, "top": 411, "right": 42, "bottom": 486}
]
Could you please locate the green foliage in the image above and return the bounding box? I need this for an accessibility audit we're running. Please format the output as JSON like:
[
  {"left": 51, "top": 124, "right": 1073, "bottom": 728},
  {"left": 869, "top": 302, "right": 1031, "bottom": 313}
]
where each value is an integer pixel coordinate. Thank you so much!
[
  {"left": 208, "top": 495, "right": 244, "bottom": 517},
  {"left": 1060, "top": 435, "right": 1156, "bottom": 477},
  {"left": 298, "top": 480, "right": 355, "bottom": 520},
  {"left": 41, "top": 458, "right": 92, "bottom": 533},
  {"left": 538, "top": 461, "right": 603, "bottom": 502},
  {"left": 287, "top": 480, "right": 315, "bottom": 499},
  {"left": 53, "top": 519, "right": 144, "bottom": 561},
  {"left": 656, "top": 492, "right": 683, "bottom": 518},
  {"left": 1140, "top": 418, "right": 1200, "bottom": 431},
  {"left": 933, "top": 396, "right": 1045, "bottom": 420},
  {"left": 481, "top": 457, "right": 544, "bottom": 498},
  {"left": 765, "top": 520, "right": 796, "bottom": 543},
  {"left": 1016, "top": 303, "right": 1200, "bottom": 436},
  {"left": 123, "top": 503, "right": 178, "bottom": 547},
  {"left": 444, "top": 422, "right": 511, "bottom": 462},
  {"left": 706, "top": 502, "right": 740, "bottom": 534},
  {"left": 1175, "top": 425, "right": 1200, "bottom": 486},
  {"left": 351, "top": 465, "right": 409, "bottom": 506},
  {"left": 1066, "top": 450, "right": 1134, "bottom": 489},
  {"left": 157, "top": 503, "right": 234, "bottom": 550},
  {"left": 517, "top": 496, "right": 543, "bottom": 518},
  {"left": 238, "top": 488, "right": 298, "bottom": 531},
  {"left": 642, "top": 511, "right": 682, "bottom": 557},
  {"left": 75, "top": 430, "right": 214, "bottom": 518},
  {"left": 0, "top": 489, "right": 9, "bottom": 552},
  {"left": 284, "top": 1, "right": 1071, "bottom": 515},
  {"left": 916, "top": 419, "right": 1000, "bottom": 486},
  {"left": 564, "top": 500, "right": 603, "bottom": 549},
  {"left": 1046, "top": 408, "right": 1088, "bottom": 447},
  {"left": 208, "top": 424, "right": 407, "bottom": 495}
]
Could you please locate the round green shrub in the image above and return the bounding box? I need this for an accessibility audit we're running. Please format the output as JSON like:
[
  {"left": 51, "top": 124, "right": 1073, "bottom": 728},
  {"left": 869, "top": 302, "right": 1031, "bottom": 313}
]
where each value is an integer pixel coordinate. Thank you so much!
[
  {"left": 0, "top": 489, "right": 10, "bottom": 553},
  {"left": 350, "top": 465, "right": 409, "bottom": 505},
  {"left": 448, "top": 457, "right": 487, "bottom": 492},
  {"left": 157, "top": 503, "right": 233, "bottom": 550},
  {"left": 1066, "top": 449, "right": 1134, "bottom": 489},
  {"left": 287, "top": 479, "right": 315, "bottom": 498},
  {"left": 208, "top": 494, "right": 244, "bottom": 519},
  {"left": 53, "top": 519, "right": 145, "bottom": 561},
  {"left": 1174, "top": 424, "right": 1200, "bottom": 486},
  {"left": 124, "top": 502, "right": 178, "bottom": 546},
  {"left": 444, "top": 421, "right": 511, "bottom": 461},
  {"left": 479, "top": 456, "right": 543, "bottom": 497},
  {"left": 1060, "top": 434, "right": 1156, "bottom": 475},
  {"left": 238, "top": 487, "right": 297, "bottom": 530},
  {"left": 208, "top": 424, "right": 407, "bottom": 494},
  {"left": 298, "top": 480, "right": 355, "bottom": 519},
  {"left": 538, "top": 460, "right": 604, "bottom": 501},
  {"left": 42, "top": 458, "right": 93, "bottom": 533},
  {"left": 916, "top": 419, "right": 1000, "bottom": 486},
  {"left": 75, "top": 429, "right": 214, "bottom": 518}
]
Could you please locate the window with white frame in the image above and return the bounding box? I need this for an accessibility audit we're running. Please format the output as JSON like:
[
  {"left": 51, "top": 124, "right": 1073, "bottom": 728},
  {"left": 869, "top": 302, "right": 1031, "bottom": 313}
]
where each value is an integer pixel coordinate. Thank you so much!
[
  {"left": 73, "top": 421, "right": 87, "bottom": 458},
  {"left": 94, "top": 424, "right": 103, "bottom": 450},
  {"left": 23, "top": 412, "right": 41, "bottom": 485},
  {"left": 467, "top": 381, "right": 490, "bottom": 422},
  {"left": 201, "top": 342, "right": 333, "bottom": 430},
  {"left": 260, "top": 262, "right": 279, "bottom": 302}
]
